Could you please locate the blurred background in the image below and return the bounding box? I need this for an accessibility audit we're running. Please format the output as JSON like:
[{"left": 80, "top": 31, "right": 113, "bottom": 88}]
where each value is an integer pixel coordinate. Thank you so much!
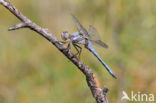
[{"left": 0, "top": 0, "right": 156, "bottom": 103}]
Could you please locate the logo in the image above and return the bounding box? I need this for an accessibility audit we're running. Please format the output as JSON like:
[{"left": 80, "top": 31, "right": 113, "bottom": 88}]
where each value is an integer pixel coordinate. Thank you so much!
[
  {"left": 121, "top": 91, "right": 130, "bottom": 101},
  {"left": 121, "top": 91, "right": 155, "bottom": 102}
]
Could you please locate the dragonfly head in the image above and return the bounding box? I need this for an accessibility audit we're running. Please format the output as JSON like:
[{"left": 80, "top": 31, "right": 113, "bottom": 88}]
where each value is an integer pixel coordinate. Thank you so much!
[{"left": 61, "top": 31, "right": 69, "bottom": 41}]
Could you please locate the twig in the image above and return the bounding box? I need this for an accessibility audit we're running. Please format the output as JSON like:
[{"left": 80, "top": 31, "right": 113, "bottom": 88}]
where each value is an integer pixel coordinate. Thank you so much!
[{"left": 0, "top": 0, "right": 109, "bottom": 103}]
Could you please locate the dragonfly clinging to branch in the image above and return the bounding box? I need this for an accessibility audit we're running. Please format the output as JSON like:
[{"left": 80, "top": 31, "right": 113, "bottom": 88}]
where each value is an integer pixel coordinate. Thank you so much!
[{"left": 61, "top": 14, "right": 116, "bottom": 78}]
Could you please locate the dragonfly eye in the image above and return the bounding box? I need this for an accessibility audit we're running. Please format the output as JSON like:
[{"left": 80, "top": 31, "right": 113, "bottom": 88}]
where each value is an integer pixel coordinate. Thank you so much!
[{"left": 61, "top": 31, "right": 69, "bottom": 40}]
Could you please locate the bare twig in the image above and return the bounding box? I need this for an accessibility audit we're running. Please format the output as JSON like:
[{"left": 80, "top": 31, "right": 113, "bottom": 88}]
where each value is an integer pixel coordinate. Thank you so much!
[{"left": 0, "top": 0, "right": 109, "bottom": 103}]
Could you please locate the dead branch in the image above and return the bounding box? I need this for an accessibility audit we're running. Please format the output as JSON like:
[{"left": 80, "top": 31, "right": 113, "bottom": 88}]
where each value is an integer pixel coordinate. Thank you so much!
[{"left": 0, "top": 0, "right": 109, "bottom": 103}]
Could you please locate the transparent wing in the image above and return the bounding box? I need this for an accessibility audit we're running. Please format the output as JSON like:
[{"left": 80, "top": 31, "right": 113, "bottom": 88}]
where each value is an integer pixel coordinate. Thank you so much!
[
  {"left": 88, "top": 25, "right": 108, "bottom": 48},
  {"left": 71, "top": 14, "right": 89, "bottom": 37},
  {"left": 88, "top": 25, "right": 100, "bottom": 40},
  {"left": 91, "top": 40, "right": 108, "bottom": 48}
]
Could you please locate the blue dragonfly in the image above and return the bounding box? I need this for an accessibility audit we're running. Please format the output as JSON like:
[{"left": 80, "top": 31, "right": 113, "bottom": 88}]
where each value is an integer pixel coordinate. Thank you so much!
[{"left": 61, "top": 14, "right": 116, "bottom": 78}]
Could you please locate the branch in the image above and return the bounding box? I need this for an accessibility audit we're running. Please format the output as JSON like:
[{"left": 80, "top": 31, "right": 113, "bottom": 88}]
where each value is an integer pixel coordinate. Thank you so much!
[{"left": 0, "top": 0, "right": 109, "bottom": 103}]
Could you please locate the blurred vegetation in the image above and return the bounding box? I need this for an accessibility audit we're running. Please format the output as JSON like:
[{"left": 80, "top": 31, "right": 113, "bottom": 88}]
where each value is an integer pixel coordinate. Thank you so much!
[{"left": 0, "top": 0, "right": 156, "bottom": 103}]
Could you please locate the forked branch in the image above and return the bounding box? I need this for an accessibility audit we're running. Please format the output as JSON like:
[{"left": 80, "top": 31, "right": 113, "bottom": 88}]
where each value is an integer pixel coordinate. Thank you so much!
[{"left": 0, "top": 0, "right": 109, "bottom": 103}]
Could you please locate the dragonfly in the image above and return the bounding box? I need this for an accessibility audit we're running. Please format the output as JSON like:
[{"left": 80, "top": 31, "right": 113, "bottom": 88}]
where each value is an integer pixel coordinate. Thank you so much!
[{"left": 61, "top": 14, "right": 116, "bottom": 78}]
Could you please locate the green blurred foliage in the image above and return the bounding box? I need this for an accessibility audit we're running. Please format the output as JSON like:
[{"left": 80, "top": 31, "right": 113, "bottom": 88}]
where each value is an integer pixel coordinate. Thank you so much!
[{"left": 0, "top": 0, "right": 156, "bottom": 103}]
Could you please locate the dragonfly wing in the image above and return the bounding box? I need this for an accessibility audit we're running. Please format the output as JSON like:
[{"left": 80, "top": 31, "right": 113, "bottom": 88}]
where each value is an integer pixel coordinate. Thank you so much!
[
  {"left": 88, "top": 25, "right": 108, "bottom": 48},
  {"left": 88, "top": 25, "right": 101, "bottom": 40},
  {"left": 71, "top": 14, "right": 89, "bottom": 37},
  {"left": 91, "top": 40, "right": 108, "bottom": 48}
]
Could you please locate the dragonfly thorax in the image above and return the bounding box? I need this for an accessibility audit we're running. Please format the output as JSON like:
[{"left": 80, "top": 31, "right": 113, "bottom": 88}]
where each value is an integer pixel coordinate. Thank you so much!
[{"left": 70, "top": 32, "right": 86, "bottom": 45}]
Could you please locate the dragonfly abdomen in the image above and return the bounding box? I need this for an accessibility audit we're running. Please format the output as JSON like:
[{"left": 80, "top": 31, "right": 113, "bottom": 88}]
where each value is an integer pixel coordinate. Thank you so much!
[{"left": 87, "top": 42, "right": 117, "bottom": 79}]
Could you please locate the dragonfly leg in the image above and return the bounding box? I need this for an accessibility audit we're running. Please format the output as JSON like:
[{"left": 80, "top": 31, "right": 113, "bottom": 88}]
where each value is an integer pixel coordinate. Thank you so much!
[
  {"left": 75, "top": 44, "right": 82, "bottom": 58},
  {"left": 72, "top": 43, "right": 82, "bottom": 58},
  {"left": 66, "top": 42, "right": 71, "bottom": 51},
  {"left": 60, "top": 41, "right": 71, "bottom": 51},
  {"left": 60, "top": 41, "right": 67, "bottom": 44}
]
